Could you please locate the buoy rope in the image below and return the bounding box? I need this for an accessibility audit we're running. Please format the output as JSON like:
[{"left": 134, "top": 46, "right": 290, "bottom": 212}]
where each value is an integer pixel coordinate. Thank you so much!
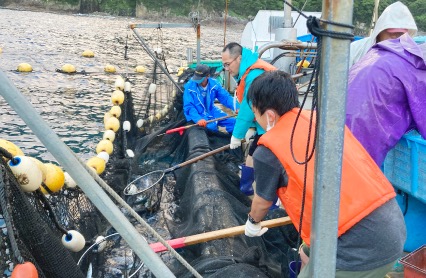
[
  {"left": 34, "top": 189, "right": 70, "bottom": 235},
  {"left": 71, "top": 152, "right": 202, "bottom": 278},
  {"left": 0, "top": 166, "right": 24, "bottom": 264}
]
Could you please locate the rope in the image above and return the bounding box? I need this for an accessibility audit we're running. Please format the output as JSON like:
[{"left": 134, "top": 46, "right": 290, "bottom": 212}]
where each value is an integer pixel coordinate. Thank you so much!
[
  {"left": 71, "top": 152, "right": 202, "bottom": 278},
  {"left": 34, "top": 189, "right": 69, "bottom": 235},
  {"left": 0, "top": 166, "right": 24, "bottom": 264}
]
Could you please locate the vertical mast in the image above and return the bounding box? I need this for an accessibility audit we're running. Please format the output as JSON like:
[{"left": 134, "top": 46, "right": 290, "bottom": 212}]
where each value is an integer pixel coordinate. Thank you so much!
[{"left": 310, "top": 0, "right": 354, "bottom": 277}]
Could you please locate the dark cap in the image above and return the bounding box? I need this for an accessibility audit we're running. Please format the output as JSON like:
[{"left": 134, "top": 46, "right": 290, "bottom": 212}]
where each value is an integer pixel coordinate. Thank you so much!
[{"left": 192, "top": 64, "right": 210, "bottom": 83}]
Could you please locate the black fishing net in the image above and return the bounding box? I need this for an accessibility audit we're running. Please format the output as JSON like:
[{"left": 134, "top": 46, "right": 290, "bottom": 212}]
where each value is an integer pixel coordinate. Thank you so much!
[{"left": 0, "top": 152, "right": 86, "bottom": 278}]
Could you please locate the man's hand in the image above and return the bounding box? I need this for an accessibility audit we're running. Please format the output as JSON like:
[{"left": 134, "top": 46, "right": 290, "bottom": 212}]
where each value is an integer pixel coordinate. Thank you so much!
[
  {"left": 230, "top": 136, "right": 242, "bottom": 149},
  {"left": 245, "top": 128, "right": 256, "bottom": 142},
  {"left": 245, "top": 219, "right": 268, "bottom": 237},
  {"left": 197, "top": 119, "right": 207, "bottom": 127}
]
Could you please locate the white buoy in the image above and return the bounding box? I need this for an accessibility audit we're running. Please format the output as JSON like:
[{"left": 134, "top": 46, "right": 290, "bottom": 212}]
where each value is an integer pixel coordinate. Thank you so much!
[
  {"left": 97, "top": 151, "right": 109, "bottom": 163},
  {"left": 8, "top": 156, "right": 42, "bottom": 192},
  {"left": 123, "top": 121, "right": 131, "bottom": 132},
  {"left": 95, "top": 236, "right": 107, "bottom": 252},
  {"left": 103, "top": 130, "right": 116, "bottom": 142},
  {"left": 148, "top": 83, "right": 157, "bottom": 94},
  {"left": 126, "top": 149, "right": 135, "bottom": 158},
  {"left": 154, "top": 47, "right": 162, "bottom": 54},
  {"left": 148, "top": 115, "right": 154, "bottom": 123},
  {"left": 62, "top": 230, "right": 86, "bottom": 252},
  {"left": 124, "top": 81, "right": 131, "bottom": 93},
  {"left": 115, "top": 76, "right": 125, "bottom": 90},
  {"left": 136, "top": 119, "right": 144, "bottom": 128},
  {"left": 64, "top": 172, "right": 77, "bottom": 188}
]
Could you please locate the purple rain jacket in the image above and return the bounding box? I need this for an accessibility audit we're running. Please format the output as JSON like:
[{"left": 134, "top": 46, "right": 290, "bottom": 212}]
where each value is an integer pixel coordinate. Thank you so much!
[{"left": 346, "top": 33, "right": 426, "bottom": 166}]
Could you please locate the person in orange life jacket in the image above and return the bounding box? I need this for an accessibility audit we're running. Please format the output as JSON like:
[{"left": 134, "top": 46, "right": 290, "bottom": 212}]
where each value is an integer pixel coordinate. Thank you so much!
[
  {"left": 245, "top": 70, "right": 405, "bottom": 277},
  {"left": 183, "top": 64, "right": 238, "bottom": 133},
  {"left": 222, "top": 42, "right": 276, "bottom": 196}
]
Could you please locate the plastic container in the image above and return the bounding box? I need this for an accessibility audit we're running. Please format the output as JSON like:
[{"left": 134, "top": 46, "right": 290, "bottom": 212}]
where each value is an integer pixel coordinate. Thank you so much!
[
  {"left": 400, "top": 245, "right": 426, "bottom": 278},
  {"left": 384, "top": 130, "right": 426, "bottom": 204},
  {"left": 395, "top": 191, "right": 426, "bottom": 252}
]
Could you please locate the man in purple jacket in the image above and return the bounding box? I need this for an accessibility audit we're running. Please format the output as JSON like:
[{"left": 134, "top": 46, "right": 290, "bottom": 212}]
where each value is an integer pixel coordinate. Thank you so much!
[{"left": 346, "top": 33, "right": 426, "bottom": 166}]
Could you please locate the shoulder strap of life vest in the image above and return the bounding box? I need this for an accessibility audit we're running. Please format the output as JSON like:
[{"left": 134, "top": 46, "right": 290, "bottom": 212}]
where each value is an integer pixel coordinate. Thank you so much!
[{"left": 235, "top": 60, "right": 276, "bottom": 103}]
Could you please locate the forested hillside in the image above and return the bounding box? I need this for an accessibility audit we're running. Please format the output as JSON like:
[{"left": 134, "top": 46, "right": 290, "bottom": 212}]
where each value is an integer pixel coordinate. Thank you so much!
[{"left": 2, "top": 0, "right": 425, "bottom": 33}]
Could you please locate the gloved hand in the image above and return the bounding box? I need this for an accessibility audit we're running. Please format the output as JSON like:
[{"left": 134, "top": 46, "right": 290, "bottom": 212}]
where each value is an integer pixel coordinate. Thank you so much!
[
  {"left": 245, "top": 128, "right": 256, "bottom": 142},
  {"left": 230, "top": 136, "right": 242, "bottom": 149},
  {"left": 197, "top": 119, "right": 207, "bottom": 127},
  {"left": 245, "top": 219, "right": 268, "bottom": 237}
]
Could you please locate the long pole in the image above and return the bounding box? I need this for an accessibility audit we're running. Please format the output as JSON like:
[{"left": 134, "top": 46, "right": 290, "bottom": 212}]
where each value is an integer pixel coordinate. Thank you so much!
[
  {"left": 0, "top": 71, "right": 176, "bottom": 278},
  {"left": 310, "top": 1, "right": 353, "bottom": 277}
]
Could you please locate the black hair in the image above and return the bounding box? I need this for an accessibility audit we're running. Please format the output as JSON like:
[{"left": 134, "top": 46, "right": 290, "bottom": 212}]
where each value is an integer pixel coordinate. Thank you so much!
[
  {"left": 247, "top": 70, "right": 299, "bottom": 116},
  {"left": 222, "top": 42, "right": 242, "bottom": 58}
]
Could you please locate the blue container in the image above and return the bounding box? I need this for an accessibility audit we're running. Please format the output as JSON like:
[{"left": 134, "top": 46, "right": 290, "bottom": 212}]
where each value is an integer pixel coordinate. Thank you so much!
[
  {"left": 384, "top": 130, "right": 426, "bottom": 204},
  {"left": 395, "top": 191, "right": 426, "bottom": 252}
]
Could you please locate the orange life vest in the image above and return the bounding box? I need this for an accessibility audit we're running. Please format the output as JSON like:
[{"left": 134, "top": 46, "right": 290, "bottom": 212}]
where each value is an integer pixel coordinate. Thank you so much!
[
  {"left": 258, "top": 109, "right": 396, "bottom": 246},
  {"left": 236, "top": 59, "right": 277, "bottom": 103}
]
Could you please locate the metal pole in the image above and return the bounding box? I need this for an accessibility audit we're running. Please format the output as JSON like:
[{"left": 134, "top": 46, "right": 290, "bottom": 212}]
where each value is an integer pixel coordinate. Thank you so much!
[
  {"left": 310, "top": 1, "right": 353, "bottom": 277},
  {"left": 0, "top": 71, "right": 176, "bottom": 278},
  {"left": 131, "top": 28, "right": 183, "bottom": 93},
  {"left": 196, "top": 23, "right": 201, "bottom": 64}
]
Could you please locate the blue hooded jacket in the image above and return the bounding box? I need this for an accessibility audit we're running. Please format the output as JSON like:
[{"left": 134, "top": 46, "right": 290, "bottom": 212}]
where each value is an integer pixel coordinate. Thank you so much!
[
  {"left": 183, "top": 77, "right": 237, "bottom": 123},
  {"left": 233, "top": 47, "right": 267, "bottom": 139}
]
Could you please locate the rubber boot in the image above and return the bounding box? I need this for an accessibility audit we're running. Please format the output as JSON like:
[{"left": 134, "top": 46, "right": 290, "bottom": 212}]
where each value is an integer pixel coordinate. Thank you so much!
[{"left": 240, "top": 164, "right": 254, "bottom": 196}]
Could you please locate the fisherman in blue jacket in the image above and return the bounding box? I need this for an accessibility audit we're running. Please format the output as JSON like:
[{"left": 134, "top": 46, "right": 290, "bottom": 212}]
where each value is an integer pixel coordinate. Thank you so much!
[
  {"left": 183, "top": 64, "right": 238, "bottom": 133},
  {"left": 222, "top": 42, "right": 276, "bottom": 196}
]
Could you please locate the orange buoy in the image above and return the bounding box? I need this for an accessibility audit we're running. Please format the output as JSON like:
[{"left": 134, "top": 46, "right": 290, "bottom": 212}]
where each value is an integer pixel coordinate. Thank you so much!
[{"left": 11, "top": 262, "right": 38, "bottom": 278}]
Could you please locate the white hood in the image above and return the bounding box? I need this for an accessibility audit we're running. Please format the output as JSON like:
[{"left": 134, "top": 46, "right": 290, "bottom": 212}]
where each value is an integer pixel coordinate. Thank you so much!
[{"left": 349, "top": 1, "right": 417, "bottom": 67}]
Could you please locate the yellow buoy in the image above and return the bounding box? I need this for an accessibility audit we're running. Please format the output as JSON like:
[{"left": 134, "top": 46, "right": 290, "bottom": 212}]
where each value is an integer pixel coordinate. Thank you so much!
[
  {"left": 62, "top": 230, "right": 86, "bottom": 252},
  {"left": 103, "top": 130, "right": 116, "bottom": 142},
  {"left": 109, "top": 105, "right": 122, "bottom": 118},
  {"left": 135, "top": 65, "right": 146, "bottom": 73},
  {"left": 17, "top": 63, "right": 32, "bottom": 72},
  {"left": 8, "top": 156, "right": 42, "bottom": 192},
  {"left": 104, "top": 64, "right": 116, "bottom": 73},
  {"left": 0, "top": 47, "right": 2, "bottom": 54},
  {"left": 114, "top": 76, "right": 124, "bottom": 90},
  {"left": 296, "top": 60, "right": 310, "bottom": 68},
  {"left": 96, "top": 139, "right": 114, "bottom": 155},
  {"left": 103, "top": 112, "right": 112, "bottom": 126},
  {"left": 82, "top": 50, "right": 94, "bottom": 58},
  {"left": 105, "top": 117, "right": 120, "bottom": 132},
  {"left": 40, "top": 163, "right": 65, "bottom": 194},
  {"left": 61, "top": 64, "right": 76, "bottom": 73},
  {"left": 0, "top": 139, "right": 24, "bottom": 159},
  {"left": 177, "top": 67, "right": 186, "bottom": 77},
  {"left": 86, "top": 157, "right": 106, "bottom": 175},
  {"left": 111, "top": 90, "right": 125, "bottom": 105},
  {"left": 29, "top": 157, "right": 46, "bottom": 182}
]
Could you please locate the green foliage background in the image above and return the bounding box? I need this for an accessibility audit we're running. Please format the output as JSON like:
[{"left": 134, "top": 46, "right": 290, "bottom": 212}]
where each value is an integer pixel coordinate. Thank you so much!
[{"left": 28, "top": 0, "right": 426, "bottom": 32}]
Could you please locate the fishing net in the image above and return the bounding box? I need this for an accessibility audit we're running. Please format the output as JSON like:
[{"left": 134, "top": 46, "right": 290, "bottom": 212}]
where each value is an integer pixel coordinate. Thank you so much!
[{"left": 0, "top": 20, "right": 300, "bottom": 276}]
